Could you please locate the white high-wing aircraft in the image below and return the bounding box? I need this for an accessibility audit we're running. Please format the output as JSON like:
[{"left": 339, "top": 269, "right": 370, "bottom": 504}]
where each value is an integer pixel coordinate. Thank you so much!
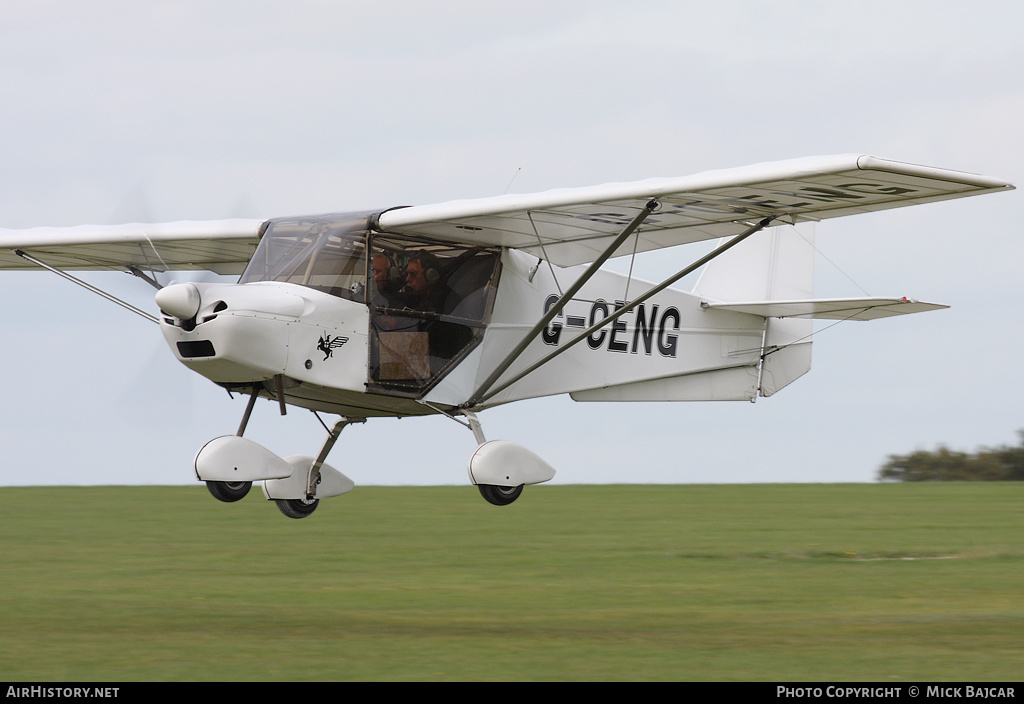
[{"left": 0, "top": 155, "right": 1012, "bottom": 518}]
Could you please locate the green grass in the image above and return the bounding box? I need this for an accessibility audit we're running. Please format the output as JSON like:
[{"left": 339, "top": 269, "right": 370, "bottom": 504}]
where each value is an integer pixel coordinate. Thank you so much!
[{"left": 1, "top": 483, "right": 1022, "bottom": 681}]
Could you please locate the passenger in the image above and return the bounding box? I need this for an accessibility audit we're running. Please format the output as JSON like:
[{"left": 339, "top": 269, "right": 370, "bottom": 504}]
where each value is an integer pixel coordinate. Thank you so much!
[
  {"left": 402, "top": 251, "right": 449, "bottom": 313},
  {"left": 370, "top": 252, "right": 400, "bottom": 308}
]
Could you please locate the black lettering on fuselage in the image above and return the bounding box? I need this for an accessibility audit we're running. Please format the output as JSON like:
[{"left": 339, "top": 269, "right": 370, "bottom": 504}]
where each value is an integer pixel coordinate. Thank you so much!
[
  {"left": 542, "top": 294, "right": 562, "bottom": 345},
  {"left": 631, "top": 304, "right": 657, "bottom": 355},
  {"left": 658, "top": 307, "right": 680, "bottom": 357},
  {"left": 588, "top": 300, "right": 609, "bottom": 349},
  {"left": 608, "top": 301, "right": 629, "bottom": 353},
  {"left": 543, "top": 296, "right": 680, "bottom": 359}
]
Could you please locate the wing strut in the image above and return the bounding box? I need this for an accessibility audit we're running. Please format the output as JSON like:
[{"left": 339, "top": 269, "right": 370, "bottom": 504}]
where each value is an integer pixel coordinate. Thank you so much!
[
  {"left": 465, "top": 200, "right": 661, "bottom": 408},
  {"left": 13, "top": 249, "right": 160, "bottom": 324},
  {"left": 465, "top": 216, "right": 776, "bottom": 409},
  {"left": 127, "top": 265, "right": 163, "bottom": 291}
]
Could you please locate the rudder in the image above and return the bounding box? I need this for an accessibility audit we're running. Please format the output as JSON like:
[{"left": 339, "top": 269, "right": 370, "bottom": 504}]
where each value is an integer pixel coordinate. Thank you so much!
[{"left": 692, "top": 223, "right": 816, "bottom": 397}]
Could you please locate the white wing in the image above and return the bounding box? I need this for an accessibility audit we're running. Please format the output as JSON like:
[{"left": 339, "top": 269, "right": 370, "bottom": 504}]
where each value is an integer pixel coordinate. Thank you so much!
[
  {"left": 0, "top": 218, "right": 265, "bottom": 273},
  {"left": 0, "top": 155, "right": 1011, "bottom": 274},
  {"left": 377, "top": 154, "right": 1013, "bottom": 266}
]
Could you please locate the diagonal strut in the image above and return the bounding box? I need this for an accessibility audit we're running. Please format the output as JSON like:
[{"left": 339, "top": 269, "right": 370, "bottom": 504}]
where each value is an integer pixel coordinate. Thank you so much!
[
  {"left": 466, "top": 216, "right": 776, "bottom": 408},
  {"left": 465, "top": 199, "right": 661, "bottom": 407}
]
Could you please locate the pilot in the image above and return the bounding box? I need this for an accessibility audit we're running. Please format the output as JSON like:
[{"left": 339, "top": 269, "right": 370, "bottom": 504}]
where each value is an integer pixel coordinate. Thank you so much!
[{"left": 402, "top": 250, "right": 449, "bottom": 313}]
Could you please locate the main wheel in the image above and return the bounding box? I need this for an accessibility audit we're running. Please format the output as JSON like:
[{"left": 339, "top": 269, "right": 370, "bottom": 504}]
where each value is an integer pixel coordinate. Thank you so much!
[
  {"left": 275, "top": 497, "right": 319, "bottom": 519},
  {"left": 206, "top": 480, "right": 252, "bottom": 503},
  {"left": 478, "top": 484, "right": 523, "bottom": 506}
]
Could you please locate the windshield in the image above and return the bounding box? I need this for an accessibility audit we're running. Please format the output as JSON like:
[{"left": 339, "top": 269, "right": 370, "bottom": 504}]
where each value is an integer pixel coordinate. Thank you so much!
[{"left": 239, "top": 211, "right": 374, "bottom": 302}]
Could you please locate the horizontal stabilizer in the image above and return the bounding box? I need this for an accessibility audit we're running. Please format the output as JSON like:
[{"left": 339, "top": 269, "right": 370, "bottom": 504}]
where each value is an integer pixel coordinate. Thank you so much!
[{"left": 704, "top": 297, "right": 948, "bottom": 321}]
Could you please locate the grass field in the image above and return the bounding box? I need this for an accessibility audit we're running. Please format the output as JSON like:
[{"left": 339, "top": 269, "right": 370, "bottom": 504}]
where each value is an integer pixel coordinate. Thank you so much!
[{"left": 0, "top": 483, "right": 1022, "bottom": 681}]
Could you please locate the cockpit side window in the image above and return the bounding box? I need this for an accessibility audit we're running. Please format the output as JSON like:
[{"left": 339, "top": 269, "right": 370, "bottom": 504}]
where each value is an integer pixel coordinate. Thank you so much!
[{"left": 366, "top": 233, "right": 501, "bottom": 395}]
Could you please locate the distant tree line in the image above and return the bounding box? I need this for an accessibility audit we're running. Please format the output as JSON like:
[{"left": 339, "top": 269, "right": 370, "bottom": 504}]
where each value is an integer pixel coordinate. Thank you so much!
[{"left": 878, "top": 432, "right": 1024, "bottom": 481}]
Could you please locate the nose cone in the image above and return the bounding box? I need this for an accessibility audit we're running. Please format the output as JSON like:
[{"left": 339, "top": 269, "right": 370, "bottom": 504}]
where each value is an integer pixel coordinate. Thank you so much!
[{"left": 155, "top": 282, "right": 201, "bottom": 320}]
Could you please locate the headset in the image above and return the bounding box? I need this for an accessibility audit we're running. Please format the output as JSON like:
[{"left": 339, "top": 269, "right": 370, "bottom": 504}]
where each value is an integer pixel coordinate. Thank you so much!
[
  {"left": 405, "top": 251, "right": 442, "bottom": 287},
  {"left": 371, "top": 252, "right": 403, "bottom": 289}
]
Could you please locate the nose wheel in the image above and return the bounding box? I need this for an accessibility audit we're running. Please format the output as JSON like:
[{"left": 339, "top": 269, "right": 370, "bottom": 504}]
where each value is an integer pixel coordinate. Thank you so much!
[{"left": 275, "top": 497, "right": 319, "bottom": 519}]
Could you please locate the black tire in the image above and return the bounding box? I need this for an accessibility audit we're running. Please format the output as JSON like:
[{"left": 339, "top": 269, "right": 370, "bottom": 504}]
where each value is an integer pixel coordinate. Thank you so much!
[
  {"left": 206, "top": 480, "right": 252, "bottom": 503},
  {"left": 478, "top": 484, "right": 523, "bottom": 506},
  {"left": 275, "top": 497, "right": 319, "bottom": 519}
]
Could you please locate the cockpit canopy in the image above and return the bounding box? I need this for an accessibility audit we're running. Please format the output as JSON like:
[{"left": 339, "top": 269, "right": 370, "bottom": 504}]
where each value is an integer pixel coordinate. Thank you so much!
[
  {"left": 240, "top": 211, "right": 503, "bottom": 395},
  {"left": 239, "top": 211, "right": 373, "bottom": 302}
]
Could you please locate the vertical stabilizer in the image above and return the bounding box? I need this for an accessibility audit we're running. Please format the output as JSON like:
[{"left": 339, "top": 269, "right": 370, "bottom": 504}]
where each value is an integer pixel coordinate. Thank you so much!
[{"left": 693, "top": 223, "right": 816, "bottom": 397}]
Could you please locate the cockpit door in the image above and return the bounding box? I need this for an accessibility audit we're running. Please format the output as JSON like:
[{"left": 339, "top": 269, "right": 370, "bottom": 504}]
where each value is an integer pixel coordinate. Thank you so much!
[{"left": 366, "top": 234, "right": 501, "bottom": 397}]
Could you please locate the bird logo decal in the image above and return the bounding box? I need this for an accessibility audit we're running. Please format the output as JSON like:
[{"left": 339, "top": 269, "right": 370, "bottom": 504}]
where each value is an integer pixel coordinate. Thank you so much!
[{"left": 317, "top": 333, "right": 349, "bottom": 360}]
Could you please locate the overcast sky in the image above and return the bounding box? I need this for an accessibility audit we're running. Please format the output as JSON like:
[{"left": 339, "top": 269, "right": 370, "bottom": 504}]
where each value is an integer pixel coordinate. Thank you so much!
[{"left": 0, "top": 1, "right": 1020, "bottom": 490}]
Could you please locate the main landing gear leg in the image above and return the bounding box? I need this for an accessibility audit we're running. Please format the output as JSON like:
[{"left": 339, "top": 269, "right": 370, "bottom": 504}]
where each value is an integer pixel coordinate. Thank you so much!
[
  {"left": 205, "top": 384, "right": 262, "bottom": 503},
  {"left": 273, "top": 416, "right": 363, "bottom": 519}
]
